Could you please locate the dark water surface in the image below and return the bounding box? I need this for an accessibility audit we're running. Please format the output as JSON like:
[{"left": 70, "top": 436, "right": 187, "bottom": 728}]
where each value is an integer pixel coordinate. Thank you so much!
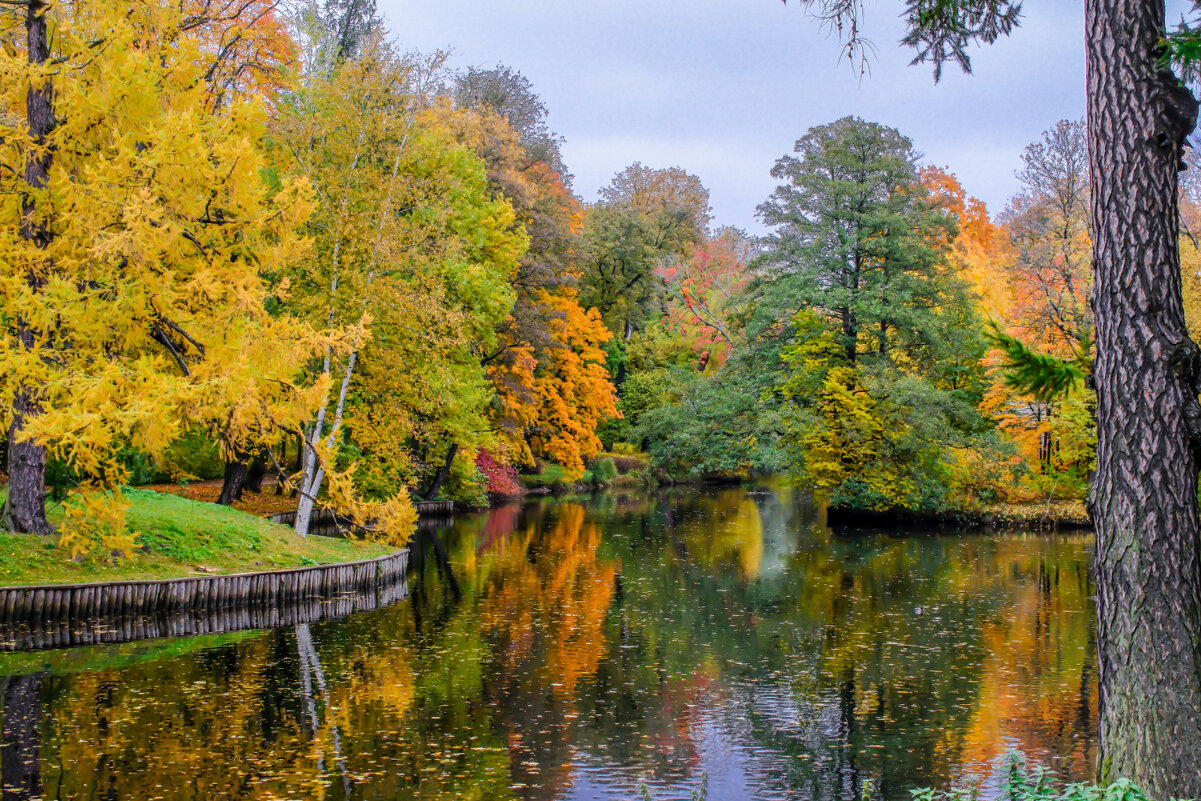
[{"left": 0, "top": 485, "right": 1096, "bottom": 800}]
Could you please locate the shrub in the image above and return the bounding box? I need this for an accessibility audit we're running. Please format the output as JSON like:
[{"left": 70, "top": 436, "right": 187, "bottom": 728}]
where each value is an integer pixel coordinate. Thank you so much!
[
  {"left": 611, "top": 454, "right": 648, "bottom": 474},
  {"left": 476, "top": 449, "right": 523, "bottom": 500},
  {"left": 911, "top": 753, "right": 1179, "bottom": 801},
  {"left": 152, "top": 428, "right": 225, "bottom": 483},
  {"left": 593, "top": 457, "right": 618, "bottom": 484},
  {"left": 520, "top": 462, "right": 571, "bottom": 490}
]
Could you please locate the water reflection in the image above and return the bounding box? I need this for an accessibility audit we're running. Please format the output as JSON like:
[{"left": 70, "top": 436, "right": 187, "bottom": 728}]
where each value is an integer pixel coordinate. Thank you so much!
[{"left": 0, "top": 485, "right": 1096, "bottom": 800}]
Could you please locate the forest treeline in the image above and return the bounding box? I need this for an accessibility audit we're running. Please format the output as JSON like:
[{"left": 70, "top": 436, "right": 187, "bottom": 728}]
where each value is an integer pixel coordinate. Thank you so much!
[{"left": 3, "top": 0, "right": 1196, "bottom": 553}]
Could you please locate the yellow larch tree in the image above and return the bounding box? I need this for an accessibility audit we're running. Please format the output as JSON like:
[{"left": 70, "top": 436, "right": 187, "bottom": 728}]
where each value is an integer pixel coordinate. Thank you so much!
[{"left": 0, "top": 0, "right": 318, "bottom": 553}]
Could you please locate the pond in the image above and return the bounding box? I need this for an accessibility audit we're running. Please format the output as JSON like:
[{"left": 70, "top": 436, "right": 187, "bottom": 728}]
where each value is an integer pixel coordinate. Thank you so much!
[{"left": 0, "top": 484, "right": 1096, "bottom": 800}]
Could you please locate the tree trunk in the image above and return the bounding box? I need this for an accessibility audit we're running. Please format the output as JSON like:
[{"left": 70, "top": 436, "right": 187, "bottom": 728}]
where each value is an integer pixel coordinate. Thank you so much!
[
  {"left": 295, "top": 351, "right": 357, "bottom": 538},
  {"left": 244, "top": 458, "right": 267, "bottom": 494},
  {"left": 216, "top": 458, "right": 249, "bottom": 506},
  {"left": 4, "top": 1, "right": 55, "bottom": 536},
  {"left": 614, "top": 319, "right": 634, "bottom": 388},
  {"left": 1086, "top": 0, "right": 1201, "bottom": 792},
  {"left": 1, "top": 674, "right": 44, "bottom": 801},
  {"left": 423, "top": 443, "right": 459, "bottom": 500}
]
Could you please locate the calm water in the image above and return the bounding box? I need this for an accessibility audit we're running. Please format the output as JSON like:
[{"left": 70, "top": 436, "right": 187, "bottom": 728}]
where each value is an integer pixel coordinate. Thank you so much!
[{"left": 0, "top": 485, "right": 1097, "bottom": 800}]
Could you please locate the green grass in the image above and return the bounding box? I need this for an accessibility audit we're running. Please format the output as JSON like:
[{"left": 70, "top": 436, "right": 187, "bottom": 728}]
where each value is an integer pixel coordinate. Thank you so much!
[
  {"left": 520, "top": 462, "right": 572, "bottom": 489},
  {"left": 0, "top": 488, "right": 393, "bottom": 587}
]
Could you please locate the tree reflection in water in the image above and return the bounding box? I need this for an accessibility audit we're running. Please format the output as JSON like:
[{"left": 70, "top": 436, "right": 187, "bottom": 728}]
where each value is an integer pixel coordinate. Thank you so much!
[{"left": 0, "top": 485, "right": 1096, "bottom": 800}]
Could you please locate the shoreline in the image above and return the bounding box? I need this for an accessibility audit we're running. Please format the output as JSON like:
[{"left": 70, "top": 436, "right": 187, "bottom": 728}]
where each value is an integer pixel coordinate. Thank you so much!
[{"left": 827, "top": 500, "right": 1092, "bottom": 532}]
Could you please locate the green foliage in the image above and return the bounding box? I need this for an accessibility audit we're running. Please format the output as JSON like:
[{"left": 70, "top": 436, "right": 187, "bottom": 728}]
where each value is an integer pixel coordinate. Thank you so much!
[
  {"left": 988, "top": 322, "right": 1091, "bottom": 402},
  {"left": 638, "top": 352, "right": 788, "bottom": 479},
  {"left": 444, "top": 454, "right": 489, "bottom": 508},
  {"left": 151, "top": 429, "right": 226, "bottom": 483},
  {"left": 592, "top": 457, "right": 618, "bottom": 484},
  {"left": 750, "top": 118, "right": 1000, "bottom": 512},
  {"left": 910, "top": 753, "right": 1184, "bottom": 801},
  {"left": 520, "top": 462, "right": 572, "bottom": 490},
  {"left": 783, "top": 0, "right": 1021, "bottom": 81},
  {"left": 581, "top": 164, "right": 710, "bottom": 336}
]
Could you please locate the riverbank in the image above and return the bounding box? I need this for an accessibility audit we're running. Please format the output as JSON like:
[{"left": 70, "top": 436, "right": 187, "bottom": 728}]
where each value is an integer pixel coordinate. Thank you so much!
[
  {"left": 0, "top": 489, "right": 392, "bottom": 587},
  {"left": 827, "top": 498, "right": 1092, "bottom": 531}
]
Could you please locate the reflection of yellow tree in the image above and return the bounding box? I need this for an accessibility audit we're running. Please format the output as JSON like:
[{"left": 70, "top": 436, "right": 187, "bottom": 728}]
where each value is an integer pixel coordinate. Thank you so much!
[
  {"left": 674, "top": 489, "right": 764, "bottom": 580},
  {"left": 956, "top": 538, "right": 1096, "bottom": 775},
  {"left": 41, "top": 622, "right": 427, "bottom": 800},
  {"left": 772, "top": 531, "right": 1096, "bottom": 789}
]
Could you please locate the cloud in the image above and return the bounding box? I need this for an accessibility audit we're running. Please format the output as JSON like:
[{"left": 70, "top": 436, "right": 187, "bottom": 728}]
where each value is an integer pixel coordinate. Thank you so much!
[{"left": 381, "top": 0, "right": 1087, "bottom": 231}]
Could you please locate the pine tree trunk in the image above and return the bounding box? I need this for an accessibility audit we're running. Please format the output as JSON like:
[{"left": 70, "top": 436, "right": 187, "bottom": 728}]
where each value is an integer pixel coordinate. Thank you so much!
[
  {"left": 1086, "top": 0, "right": 1201, "bottom": 792},
  {"left": 4, "top": 1, "right": 55, "bottom": 536}
]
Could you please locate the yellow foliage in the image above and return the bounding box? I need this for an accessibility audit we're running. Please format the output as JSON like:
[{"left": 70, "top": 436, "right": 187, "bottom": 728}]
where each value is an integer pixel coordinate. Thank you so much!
[
  {"left": 57, "top": 486, "right": 138, "bottom": 562},
  {"left": 0, "top": 1, "right": 320, "bottom": 551}
]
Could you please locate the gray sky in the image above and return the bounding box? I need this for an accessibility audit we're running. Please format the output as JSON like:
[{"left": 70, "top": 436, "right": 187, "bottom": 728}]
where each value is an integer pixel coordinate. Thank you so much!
[{"left": 380, "top": 0, "right": 1087, "bottom": 232}]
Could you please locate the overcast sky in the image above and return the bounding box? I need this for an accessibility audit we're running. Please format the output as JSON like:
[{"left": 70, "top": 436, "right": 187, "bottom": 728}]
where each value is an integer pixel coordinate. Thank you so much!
[{"left": 379, "top": 0, "right": 1088, "bottom": 232}]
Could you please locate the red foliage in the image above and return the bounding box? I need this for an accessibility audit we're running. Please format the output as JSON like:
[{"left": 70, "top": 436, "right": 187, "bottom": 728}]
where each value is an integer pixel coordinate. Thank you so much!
[{"left": 477, "top": 449, "right": 524, "bottom": 500}]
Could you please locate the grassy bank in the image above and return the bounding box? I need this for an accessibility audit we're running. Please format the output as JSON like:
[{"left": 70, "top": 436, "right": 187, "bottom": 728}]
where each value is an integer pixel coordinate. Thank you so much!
[{"left": 0, "top": 488, "right": 393, "bottom": 587}]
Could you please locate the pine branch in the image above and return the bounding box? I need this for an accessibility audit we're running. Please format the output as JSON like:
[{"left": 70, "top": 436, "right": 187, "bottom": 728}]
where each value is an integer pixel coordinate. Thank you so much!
[{"left": 986, "top": 321, "right": 1088, "bottom": 402}]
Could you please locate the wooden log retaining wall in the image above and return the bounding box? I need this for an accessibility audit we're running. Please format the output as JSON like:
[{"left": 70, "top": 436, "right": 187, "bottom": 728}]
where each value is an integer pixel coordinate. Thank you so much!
[{"left": 0, "top": 550, "right": 408, "bottom": 652}]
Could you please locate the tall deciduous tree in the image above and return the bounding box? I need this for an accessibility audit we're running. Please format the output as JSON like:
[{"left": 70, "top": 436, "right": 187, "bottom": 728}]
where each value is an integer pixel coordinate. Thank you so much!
[
  {"left": 454, "top": 64, "right": 571, "bottom": 183},
  {"left": 581, "top": 164, "right": 710, "bottom": 385},
  {"left": 1002, "top": 120, "right": 1092, "bottom": 354},
  {"left": 781, "top": 0, "right": 1201, "bottom": 789},
  {"left": 448, "top": 104, "right": 615, "bottom": 479},
  {"left": 0, "top": 0, "right": 316, "bottom": 548},
  {"left": 273, "top": 35, "right": 524, "bottom": 535}
]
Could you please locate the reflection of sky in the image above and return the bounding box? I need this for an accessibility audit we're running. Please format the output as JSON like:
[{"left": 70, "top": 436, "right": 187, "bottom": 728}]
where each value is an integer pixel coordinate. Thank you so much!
[{"left": 745, "top": 487, "right": 806, "bottom": 580}]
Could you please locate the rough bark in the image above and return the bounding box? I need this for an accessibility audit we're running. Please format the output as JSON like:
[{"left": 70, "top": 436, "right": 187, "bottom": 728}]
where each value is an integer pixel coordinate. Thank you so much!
[
  {"left": 4, "top": 0, "right": 55, "bottom": 536},
  {"left": 1086, "top": 0, "right": 1201, "bottom": 792},
  {"left": 1, "top": 674, "right": 44, "bottom": 801}
]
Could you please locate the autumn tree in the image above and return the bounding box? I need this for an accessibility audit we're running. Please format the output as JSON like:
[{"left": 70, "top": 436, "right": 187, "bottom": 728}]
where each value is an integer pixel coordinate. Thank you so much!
[
  {"left": 272, "top": 34, "right": 525, "bottom": 535},
  {"left": 447, "top": 78, "right": 616, "bottom": 479},
  {"left": 656, "top": 227, "right": 755, "bottom": 368},
  {"left": 780, "top": 0, "right": 1201, "bottom": 788},
  {"left": 581, "top": 164, "right": 710, "bottom": 385},
  {"left": 1001, "top": 121, "right": 1092, "bottom": 354},
  {"left": 0, "top": 1, "right": 316, "bottom": 550},
  {"left": 454, "top": 64, "right": 571, "bottom": 181},
  {"left": 183, "top": 0, "right": 299, "bottom": 109}
]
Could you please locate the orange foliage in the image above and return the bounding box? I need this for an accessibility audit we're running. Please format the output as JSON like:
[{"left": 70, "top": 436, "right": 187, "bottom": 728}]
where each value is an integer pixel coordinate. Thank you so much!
[
  {"left": 452, "top": 108, "right": 617, "bottom": 477},
  {"left": 183, "top": 0, "right": 298, "bottom": 107},
  {"left": 656, "top": 229, "right": 752, "bottom": 368},
  {"left": 479, "top": 502, "right": 618, "bottom": 698},
  {"left": 923, "top": 166, "right": 1013, "bottom": 322},
  {"left": 529, "top": 291, "right": 618, "bottom": 477}
]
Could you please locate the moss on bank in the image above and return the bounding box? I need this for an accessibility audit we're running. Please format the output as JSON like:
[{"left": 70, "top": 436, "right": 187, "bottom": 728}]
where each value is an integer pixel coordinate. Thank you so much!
[{"left": 0, "top": 488, "right": 392, "bottom": 587}]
